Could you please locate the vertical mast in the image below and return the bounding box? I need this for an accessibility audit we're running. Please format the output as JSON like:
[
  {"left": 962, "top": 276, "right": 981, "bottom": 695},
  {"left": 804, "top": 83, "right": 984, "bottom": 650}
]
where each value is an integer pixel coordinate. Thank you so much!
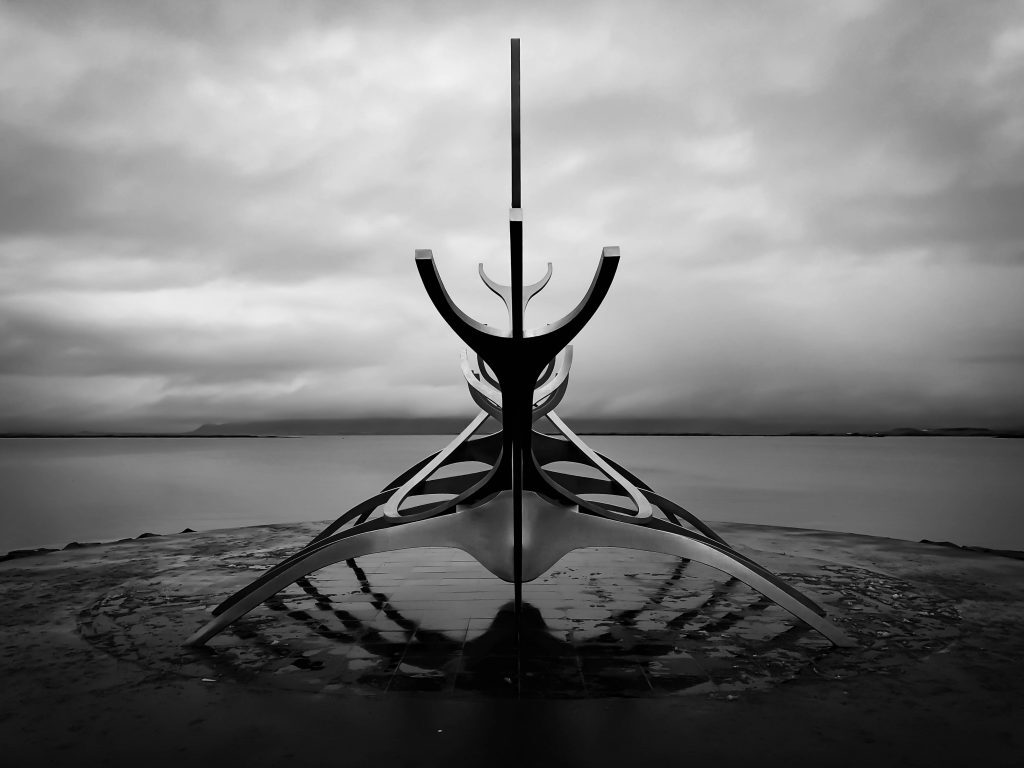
[
  {"left": 509, "top": 38, "right": 524, "bottom": 657},
  {"left": 510, "top": 38, "right": 523, "bottom": 340}
]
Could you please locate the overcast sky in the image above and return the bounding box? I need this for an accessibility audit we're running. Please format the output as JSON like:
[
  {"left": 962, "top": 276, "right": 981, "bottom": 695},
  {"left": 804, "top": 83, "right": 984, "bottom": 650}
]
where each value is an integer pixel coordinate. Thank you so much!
[{"left": 2, "top": 0, "right": 1023, "bottom": 432}]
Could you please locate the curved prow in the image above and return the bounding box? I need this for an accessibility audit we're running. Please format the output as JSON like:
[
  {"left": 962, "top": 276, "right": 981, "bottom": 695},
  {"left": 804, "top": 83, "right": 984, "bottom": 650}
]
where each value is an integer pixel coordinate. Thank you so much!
[
  {"left": 532, "top": 248, "right": 619, "bottom": 353},
  {"left": 416, "top": 250, "right": 507, "bottom": 349},
  {"left": 525, "top": 262, "right": 553, "bottom": 301},
  {"left": 479, "top": 261, "right": 553, "bottom": 329}
]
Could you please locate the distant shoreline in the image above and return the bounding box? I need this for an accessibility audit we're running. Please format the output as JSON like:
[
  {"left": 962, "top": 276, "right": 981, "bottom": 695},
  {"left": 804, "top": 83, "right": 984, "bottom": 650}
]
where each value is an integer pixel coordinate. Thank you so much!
[
  {"left": 2, "top": 428, "right": 1022, "bottom": 439},
  {"left": 4, "top": 526, "right": 1022, "bottom": 565},
  {"left": 0, "top": 434, "right": 296, "bottom": 439}
]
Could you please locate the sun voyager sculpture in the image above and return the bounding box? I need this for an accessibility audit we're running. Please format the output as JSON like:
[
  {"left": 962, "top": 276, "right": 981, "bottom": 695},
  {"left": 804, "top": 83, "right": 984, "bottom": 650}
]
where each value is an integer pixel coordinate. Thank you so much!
[{"left": 186, "top": 40, "right": 851, "bottom": 649}]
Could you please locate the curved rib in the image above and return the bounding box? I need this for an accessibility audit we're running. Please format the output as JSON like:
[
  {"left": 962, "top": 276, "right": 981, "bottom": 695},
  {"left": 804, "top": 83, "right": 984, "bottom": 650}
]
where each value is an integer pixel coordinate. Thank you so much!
[
  {"left": 530, "top": 372, "right": 570, "bottom": 423},
  {"left": 582, "top": 444, "right": 654, "bottom": 491},
  {"left": 546, "top": 410, "right": 652, "bottom": 520},
  {"left": 461, "top": 348, "right": 572, "bottom": 425},
  {"left": 641, "top": 515, "right": 828, "bottom": 617},
  {"left": 418, "top": 471, "right": 491, "bottom": 495},
  {"left": 531, "top": 347, "right": 573, "bottom": 404},
  {"left": 478, "top": 262, "right": 513, "bottom": 322},
  {"left": 306, "top": 489, "right": 395, "bottom": 546},
  {"left": 307, "top": 439, "right": 472, "bottom": 546},
  {"left": 542, "top": 469, "right": 621, "bottom": 497},
  {"left": 478, "top": 357, "right": 501, "bottom": 389},
  {"left": 467, "top": 382, "right": 503, "bottom": 422},
  {"left": 186, "top": 514, "right": 473, "bottom": 646},
  {"left": 214, "top": 466, "right": 507, "bottom": 623},
  {"left": 416, "top": 251, "right": 507, "bottom": 349},
  {"left": 463, "top": 347, "right": 561, "bottom": 404},
  {"left": 640, "top": 489, "right": 728, "bottom": 546},
  {"left": 210, "top": 515, "right": 393, "bottom": 618},
  {"left": 534, "top": 357, "right": 556, "bottom": 389},
  {"left": 529, "top": 248, "right": 618, "bottom": 353},
  {"left": 388, "top": 446, "right": 506, "bottom": 524},
  {"left": 479, "top": 261, "right": 553, "bottom": 329},
  {"left": 529, "top": 429, "right": 727, "bottom": 543},
  {"left": 523, "top": 262, "right": 553, "bottom": 304},
  {"left": 382, "top": 411, "right": 490, "bottom": 521},
  {"left": 461, "top": 351, "right": 502, "bottom": 406},
  {"left": 463, "top": 349, "right": 497, "bottom": 390},
  {"left": 534, "top": 455, "right": 644, "bottom": 524},
  {"left": 450, "top": 430, "right": 502, "bottom": 464},
  {"left": 460, "top": 354, "right": 504, "bottom": 423},
  {"left": 381, "top": 449, "right": 447, "bottom": 492}
]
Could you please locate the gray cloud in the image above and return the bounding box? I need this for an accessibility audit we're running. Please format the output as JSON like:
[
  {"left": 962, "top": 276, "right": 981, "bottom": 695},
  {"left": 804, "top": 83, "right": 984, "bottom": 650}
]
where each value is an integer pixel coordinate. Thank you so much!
[{"left": 2, "top": 0, "right": 1024, "bottom": 431}]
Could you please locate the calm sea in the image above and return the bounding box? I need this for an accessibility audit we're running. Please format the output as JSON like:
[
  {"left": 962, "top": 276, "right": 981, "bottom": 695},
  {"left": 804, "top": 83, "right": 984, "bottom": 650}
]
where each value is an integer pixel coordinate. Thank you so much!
[{"left": 1, "top": 435, "right": 1022, "bottom": 553}]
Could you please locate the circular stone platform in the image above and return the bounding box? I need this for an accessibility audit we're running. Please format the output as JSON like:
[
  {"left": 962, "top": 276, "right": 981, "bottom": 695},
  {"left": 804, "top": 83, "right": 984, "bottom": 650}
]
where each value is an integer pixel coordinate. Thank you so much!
[
  {"left": 78, "top": 537, "right": 959, "bottom": 698},
  {"left": 3, "top": 520, "right": 1023, "bottom": 766}
]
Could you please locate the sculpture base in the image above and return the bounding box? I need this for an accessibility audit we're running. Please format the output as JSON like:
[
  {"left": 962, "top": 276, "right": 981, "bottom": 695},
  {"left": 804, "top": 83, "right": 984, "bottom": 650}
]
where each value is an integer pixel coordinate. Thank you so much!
[
  {"left": 5, "top": 521, "right": 1022, "bottom": 765},
  {"left": 54, "top": 521, "right": 972, "bottom": 697}
]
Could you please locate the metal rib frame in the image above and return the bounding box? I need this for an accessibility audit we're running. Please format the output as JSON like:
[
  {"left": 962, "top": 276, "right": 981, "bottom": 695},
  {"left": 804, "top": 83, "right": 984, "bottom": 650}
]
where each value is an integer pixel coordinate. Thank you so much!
[
  {"left": 185, "top": 447, "right": 853, "bottom": 646},
  {"left": 185, "top": 39, "right": 851, "bottom": 650},
  {"left": 185, "top": 381, "right": 853, "bottom": 647}
]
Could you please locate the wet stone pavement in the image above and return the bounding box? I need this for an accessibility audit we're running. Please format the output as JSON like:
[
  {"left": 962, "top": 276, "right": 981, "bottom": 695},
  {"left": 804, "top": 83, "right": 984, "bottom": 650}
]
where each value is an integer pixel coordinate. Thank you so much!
[{"left": 78, "top": 544, "right": 961, "bottom": 699}]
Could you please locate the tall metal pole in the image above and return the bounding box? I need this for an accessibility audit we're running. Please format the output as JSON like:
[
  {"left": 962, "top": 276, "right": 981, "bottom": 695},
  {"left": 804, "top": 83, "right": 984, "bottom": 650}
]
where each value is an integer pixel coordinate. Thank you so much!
[
  {"left": 509, "top": 38, "right": 524, "bottom": 668},
  {"left": 510, "top": 38, "right": 523, "bottom": 338}
]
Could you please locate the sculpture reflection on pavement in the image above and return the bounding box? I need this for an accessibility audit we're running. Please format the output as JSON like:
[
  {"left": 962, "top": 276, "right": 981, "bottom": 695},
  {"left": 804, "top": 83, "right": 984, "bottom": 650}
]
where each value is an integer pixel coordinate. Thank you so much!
[{"left": 185, "top": 39, "right": 852, "bottom": 649}]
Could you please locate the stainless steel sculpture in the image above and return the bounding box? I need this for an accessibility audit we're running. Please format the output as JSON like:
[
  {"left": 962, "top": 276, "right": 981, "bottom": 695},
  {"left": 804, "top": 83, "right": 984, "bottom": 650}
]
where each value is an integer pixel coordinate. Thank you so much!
[{"left": 186, "top": 40, "right": 852, "bottom": 648}]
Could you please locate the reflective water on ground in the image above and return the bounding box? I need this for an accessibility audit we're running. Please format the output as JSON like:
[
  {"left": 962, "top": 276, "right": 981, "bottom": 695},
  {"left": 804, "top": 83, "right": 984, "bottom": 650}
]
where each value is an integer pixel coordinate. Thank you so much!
[{"left": 79, "top": 546, "right": 959, "bottom": 699}]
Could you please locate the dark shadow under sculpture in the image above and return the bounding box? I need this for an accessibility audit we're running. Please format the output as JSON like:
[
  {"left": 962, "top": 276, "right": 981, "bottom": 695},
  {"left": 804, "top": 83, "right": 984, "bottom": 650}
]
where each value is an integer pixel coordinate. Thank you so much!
[{"left": 185, "top": 39, "right": 852, "bottom": 649}]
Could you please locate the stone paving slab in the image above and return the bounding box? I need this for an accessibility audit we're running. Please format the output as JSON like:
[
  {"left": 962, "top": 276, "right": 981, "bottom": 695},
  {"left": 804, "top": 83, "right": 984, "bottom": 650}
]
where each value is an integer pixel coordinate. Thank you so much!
[{"left": 2, "top": 521, "right": 1023, "bottom": 766}]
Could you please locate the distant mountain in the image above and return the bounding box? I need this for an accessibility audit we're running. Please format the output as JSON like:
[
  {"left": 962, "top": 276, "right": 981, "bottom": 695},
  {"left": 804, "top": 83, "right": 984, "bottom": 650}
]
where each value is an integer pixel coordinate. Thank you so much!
[
  {"left": 4, "top": 418, "right": 1021, "bottom": 438},
  {"left": 786, "top": 427, "right": 1024, "bottom": 438},
  {"left": 188, "top": 418, "right": 481, "bottom": 436},
  {"left": 185, "top": 419, "right": 1024, "bottom": 438},
  {"left": 186, "top": 416, "right": 749, "bottom": 436}
]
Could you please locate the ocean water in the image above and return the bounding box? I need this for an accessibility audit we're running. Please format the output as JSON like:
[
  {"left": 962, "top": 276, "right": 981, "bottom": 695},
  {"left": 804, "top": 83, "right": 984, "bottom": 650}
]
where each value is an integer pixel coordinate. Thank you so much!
[{"left": 1, "top": 435, "right": 1022, "bottom": 553}]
